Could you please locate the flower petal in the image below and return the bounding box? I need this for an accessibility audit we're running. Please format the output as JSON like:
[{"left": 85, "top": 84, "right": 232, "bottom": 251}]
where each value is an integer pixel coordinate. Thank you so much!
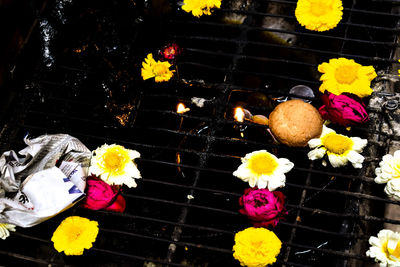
[{"left": 308, "top": 147, "right": 326, "bottom": 160}]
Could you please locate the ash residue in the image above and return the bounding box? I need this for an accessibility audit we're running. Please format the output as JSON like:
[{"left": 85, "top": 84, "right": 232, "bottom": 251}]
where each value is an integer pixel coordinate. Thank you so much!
[
  {"left": 39, "top": 19, "right": 55, "bottom": 68},
  {"left": 53, "top": 0, "right": 73, "bottom": 24}
]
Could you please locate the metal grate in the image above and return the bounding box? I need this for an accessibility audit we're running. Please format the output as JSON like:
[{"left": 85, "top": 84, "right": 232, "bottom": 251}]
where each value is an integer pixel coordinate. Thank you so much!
[{"left": 0, "top": 0, "right": 400, "bottom": 266}]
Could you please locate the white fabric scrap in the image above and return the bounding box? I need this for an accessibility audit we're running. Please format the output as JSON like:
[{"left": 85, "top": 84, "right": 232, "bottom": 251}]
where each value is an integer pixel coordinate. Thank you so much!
[{"left": 191, "top": 97, "right": 207, "bottom": 108}]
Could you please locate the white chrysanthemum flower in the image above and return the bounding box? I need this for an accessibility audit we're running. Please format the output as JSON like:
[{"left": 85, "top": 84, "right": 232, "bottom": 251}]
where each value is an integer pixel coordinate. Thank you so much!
[
  {"left": 366, "top": 229, "right": 400, "bottom": 267},
  {"left": 233, "top": 150, "right": 294, "bottom": 191},
  {"left": 307, "top": 125, "right": 367, "bottom": 168},
  {"left": 89, "top": 144, "right": 141, "bottom": 188},
  {"left": 0, "top": 223, "right": 16, "bottom": 240},
  {"left": 375, "top": 150, "right": 400, "bottom": 200}
]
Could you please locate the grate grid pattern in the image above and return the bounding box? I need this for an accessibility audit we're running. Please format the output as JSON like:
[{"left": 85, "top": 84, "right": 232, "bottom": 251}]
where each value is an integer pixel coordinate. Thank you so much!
[{"left": 0, "top": 0, "right": 399, "bottom": 266}]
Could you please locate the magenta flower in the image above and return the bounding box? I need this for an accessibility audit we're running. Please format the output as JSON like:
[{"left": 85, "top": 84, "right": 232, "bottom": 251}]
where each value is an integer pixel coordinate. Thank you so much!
[
  {"left": 81, "top": 175, "right": 126, "bottom": 212},
  {"left": 319, "top": 92, "right": 369, "bottom": 127},
  {"left": 239, "top": 187, "right": 287, "bottom": 228}
]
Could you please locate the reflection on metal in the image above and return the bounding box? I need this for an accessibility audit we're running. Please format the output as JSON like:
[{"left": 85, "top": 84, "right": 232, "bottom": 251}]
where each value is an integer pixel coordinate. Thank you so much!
[
  {"left": 222, "top": 0, "right": 251, "bottom": 25},
  {"left": 261, "top": 2, "right": 297, "bottom": 45},
  {"left": 289, "top": 85, "right": 315, "bottom": 103}
]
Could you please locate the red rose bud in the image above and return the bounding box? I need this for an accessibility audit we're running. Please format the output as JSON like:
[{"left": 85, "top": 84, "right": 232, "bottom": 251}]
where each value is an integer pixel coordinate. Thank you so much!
[
  {"left": 81, "top": 175, "right": 125, "bottom": 212},
  {"left": 319, "top": 92, "right": 369, "bottom": 127},
  {"left": 159, "top": 43, "right": 181, "bottom": 61},
  {"left": 239, "top": 187, "right": 287, "bottom": 228},
  {"left": 104, "top": 194, "right": 126, "bottom": 213}
]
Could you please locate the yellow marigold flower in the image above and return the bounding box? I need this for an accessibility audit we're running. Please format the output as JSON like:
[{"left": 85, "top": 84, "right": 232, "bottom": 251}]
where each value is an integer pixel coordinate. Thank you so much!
[
  {"left": 141, "top": 53, "right": 174, "bottom": 83},
  {"left": 51, "top": 216, "right": 99, "bottom": 256},
  {"left": 295, "top": 0, "right": 343, "bottom": 32},
  {"left": 233, "top": 227, "right": 282, "bottom": 267},
  {"left": 318, "top": 57, "right": 377, "bottom": 98},
  {"left": 182, "top": 0, "right": 222, "bottom": 17},
  {"left": 89, "top": 144, "right": 141, "bottom": 188}
]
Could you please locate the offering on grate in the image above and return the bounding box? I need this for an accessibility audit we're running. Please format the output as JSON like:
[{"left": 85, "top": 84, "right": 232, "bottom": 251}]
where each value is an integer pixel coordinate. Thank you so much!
[
  {"left": 89, "top": 144, "right": 141, "bottom": 188},
  {"left": 181, "top": 0, "right": 222, "bottom": 17},
  {"left": 318, "top": 92, "right": 369, "bottom": 127},
  {"left": 141, "top": 53, "right": 175, "bottom": 83},
  {"left": 374, "top": 150, "right": 400, "bottom": 200},
  {"left": 51, "top": 216, "right": 99, "bottom": 256},
  {"left": 318, "top": 57, "right": 377, "bottom": 98},
  {"left": 158, "top": 43, "right": 182, "bottom": 63},
  {"left": 295, "top": 0, "right": 343, "bottom": 32},
  {"left": 233, "top": 227, "right": 282, "bottom": 267},
  {"left": 366, "top": 229, "right": 400, "bottom": 266},
  {"left": 239, "top": 187, "right": 287, "bottom": 228},
  {"left": 308, "top": 125, "right": 367, "bottom": 168},
  {"left": 269, "top": 99, "right": 323, "bottom": 147},
  {"left": 233, "top": 150, "right": 294, "bottom": 191},
  {"left": 81, "top": 175, "right": 126, "bottom": 213},
  {"left": 0, "top": 134, "right": 90, "bottom": 228}
]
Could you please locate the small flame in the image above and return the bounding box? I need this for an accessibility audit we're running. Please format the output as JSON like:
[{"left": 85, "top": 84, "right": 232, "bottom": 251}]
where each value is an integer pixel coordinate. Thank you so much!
[
  {"left": 177, "top": 103, "right": 190, "bottom": 114},
  {"left": 234, "top": 107, "right": 245, "bottom": 122}
]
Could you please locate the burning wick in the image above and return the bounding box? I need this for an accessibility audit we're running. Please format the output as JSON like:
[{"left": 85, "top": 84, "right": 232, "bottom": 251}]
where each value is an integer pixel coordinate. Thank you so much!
[
  {"left": 234, "top": 107, "right": 247, "bottom": 138},
  {"left": 177, "top": 103, "right": 190, "bottom": 114},
  {"left": 234, "top": 107, "right": 245, "bottom": 122},
  {"left": 177, "top": 103, "right": 190, "bottom": 132}
]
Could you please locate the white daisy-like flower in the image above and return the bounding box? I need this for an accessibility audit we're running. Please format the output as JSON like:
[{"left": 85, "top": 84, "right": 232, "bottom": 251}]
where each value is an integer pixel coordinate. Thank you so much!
[
  {"left": 89, "top": 144, "right": 141, "bottom": 188},
  {"left": 0, "top": 223, "right": 16, "bottom": 240},
  {"left": 307, "top": 125, "right": 367, "bottom": 168},
  {"left": 233, "top": 150, "right": 294, "bottom": 191},
  {"left": 366, "top": 229, "right": 400, "bottom": 267},
  {"left": 375, "top": 150, "right": 400, "bottom": 200}
]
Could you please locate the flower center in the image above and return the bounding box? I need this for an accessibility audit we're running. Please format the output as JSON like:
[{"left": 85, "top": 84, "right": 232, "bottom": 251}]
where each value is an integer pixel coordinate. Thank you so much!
[
  {"left": 248, "top": 153, "right": 278, "bottom": 176},
  {"left": 67, "top": 227, "right": 83, "bottom": 242},
  {"left": 389, "top": 242, "right": 400, "bottom": 260},
  {"left": 153, "top": 63, "right": 168, "bottom": 76},
  {"left": 103, "top": 149, "right": 129, "bottom": 172},
  {"left": 309, "top": 1, "right": 330, "bottom": 16},
  {"left": 335, "top": 65, "right": 358, "bottom": 84},
  {"left": 390, "top": 159, "right": 400, "bottom": 179},
  {"left": 322, "top": 133, "right": 353, "bottom": 155},
  {"left": 253, "top": 195, "right": 268, "bottom": 207},
  {"left": 252, "top": 240, "right": 263, "bottom": 248}
]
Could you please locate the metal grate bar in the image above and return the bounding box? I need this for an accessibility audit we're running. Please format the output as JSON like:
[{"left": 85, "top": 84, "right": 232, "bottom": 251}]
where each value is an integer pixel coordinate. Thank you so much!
[
  {"left": 170, "top": 34, "right": 400, "bottom": 63},
  {"left": 170, "top": 20, "right": 400, "bottom": 47}
]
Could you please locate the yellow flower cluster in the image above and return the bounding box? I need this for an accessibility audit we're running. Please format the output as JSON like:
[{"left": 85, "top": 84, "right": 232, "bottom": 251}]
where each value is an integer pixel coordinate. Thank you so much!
[
  {"left": 295, "top": 0, "right": 343, "bottom": 32},
  {"left": 141, "top": 53, "right": 174, "bottom": 82},
  {"left": 318, "top": 58, "right": 377, "bottom": 98},
  {"left": 233, "top": 227, "right": 282, "bottom": 267},
  {"left": 182, "top": 0, "right": 222, "bottom": 17},
  {"left": 51, "top": 216, "right": 99, "bottom": 256}
]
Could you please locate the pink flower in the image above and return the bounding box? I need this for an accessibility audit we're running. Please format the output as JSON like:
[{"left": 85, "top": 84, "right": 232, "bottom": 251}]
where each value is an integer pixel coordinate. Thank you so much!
[
  {"left": 239, "top": 188, "right": 287, "bottom": 228},
  {"left": 81, "top": 175, "right": 126, "bottom": 212},
  {"left": 319, "top": 92, "right": 369, "bottom": 126}
]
